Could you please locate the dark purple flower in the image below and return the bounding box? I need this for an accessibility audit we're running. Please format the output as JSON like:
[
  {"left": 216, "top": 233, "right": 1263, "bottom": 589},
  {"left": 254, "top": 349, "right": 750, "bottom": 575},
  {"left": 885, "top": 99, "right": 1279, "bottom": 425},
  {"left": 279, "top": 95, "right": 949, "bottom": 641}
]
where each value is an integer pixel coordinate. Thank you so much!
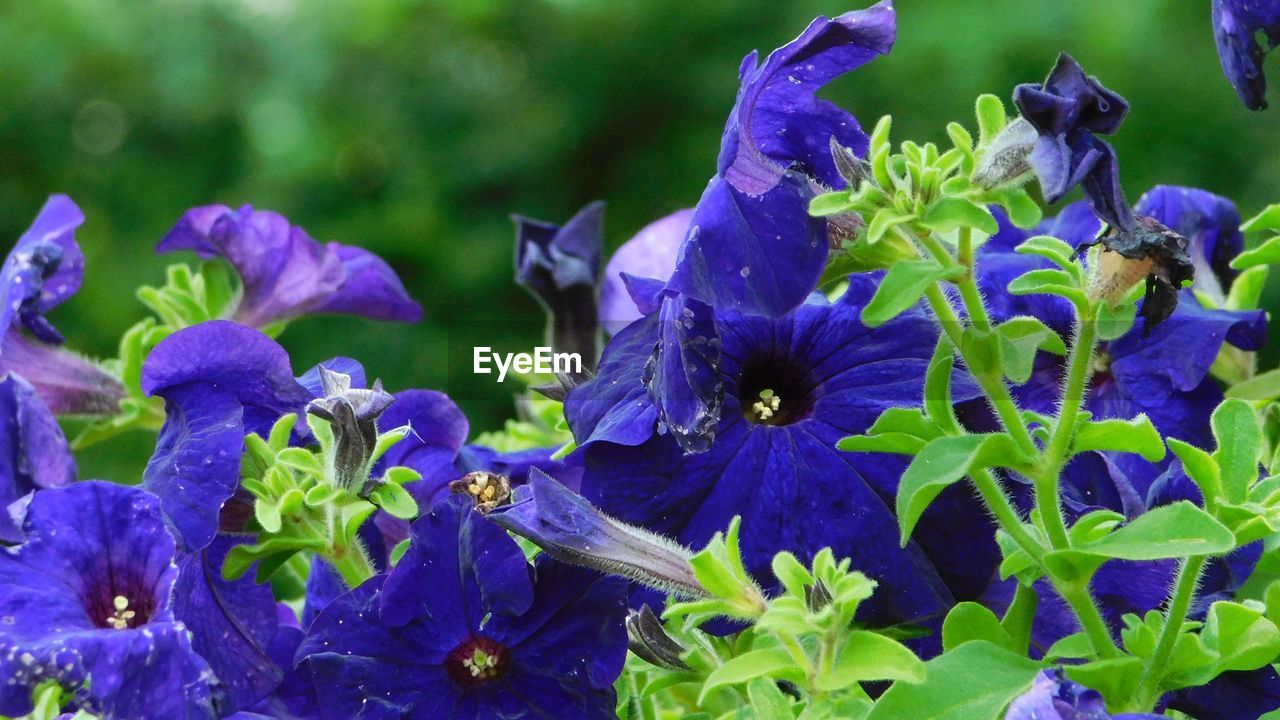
[
  {"left": 296, "top": 495, "right": 628, "bottom": 720},
  {"left": 599, "top": 209, "right": 692, "bottom": 333},
  {"left": 566, "top": 275, "right": 997, "bottom": 626},
  {"left": 1005, "top": 669, "right": 1163, "bottom": 719},
  {"left": 174, "top": 536, "right": 299, "bottom": 714},
  {"left": 643, "top": 293, "right": 723, "bottom": 452},
  {"left": 158, "top": 204, "right": 422, "bottom": 329},
  {"left": 141, "top": 320, "right": 313, "bottom": 551},
  {"left": 0, "top": 482, "right": 218, "bottom": 719},
  {"left": 1013, "top": 54, "right": 1135, "bottom": 230},
  {"left": 0, "top": 197, "right": 123, "bottom": 416},
  {"left": 665, "top": 2, "right": 896, "bottom": 317},
  {"left": 0, "top": 374, "right": 75, "bottom": 544},
  {"left": 1212, "top": 0, "right": 1280, "bottom": 110},
  {"left": 514, "top": 202, "right": 605, "bottom": 368},
  {"left": 1164, "top": 665, "right": 1280, "bottom": 720}
]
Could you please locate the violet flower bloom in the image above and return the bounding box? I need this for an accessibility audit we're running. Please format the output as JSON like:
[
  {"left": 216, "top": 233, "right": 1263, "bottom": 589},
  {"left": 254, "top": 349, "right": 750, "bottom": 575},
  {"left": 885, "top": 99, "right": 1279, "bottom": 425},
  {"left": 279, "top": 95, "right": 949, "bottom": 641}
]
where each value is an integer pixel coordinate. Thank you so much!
[
  {"left": 0, "top": 196, "right": 123, "bottom": 416},
  {"left": 1005, "top": 669, "right": 1163, "bottom": 720},
  {"left": 159, "top": 204, "right": 422, "bottom": 329},
  {"left": 665, "top": 2, "right": 896, "bottom": 317},
  {"left": 297, "top": 495, "right": 628, "bottom": 720},
  {"left": 0, "top": 482, "right": 218, "bottom": 719},
  {"left": 1212, "top": 0, "right": 1280, "bottom": 110},
  {"left": 566, "top": 275, "right": 998, "bottom": 627},
  {"left": 141, "top": 320, "right": 313, "bottom": 551},
  {"left": 599, "top": 208, "right": 693, "bottom": 334},
  {"left": 1013, "top": 54, "right": 1135, "bottom": 230},
  {"left": 0, "top": 374, "right": 76, "bottom": 543},
  {"left": 514, "top": 201, "right": 605, "bottom": 369}
]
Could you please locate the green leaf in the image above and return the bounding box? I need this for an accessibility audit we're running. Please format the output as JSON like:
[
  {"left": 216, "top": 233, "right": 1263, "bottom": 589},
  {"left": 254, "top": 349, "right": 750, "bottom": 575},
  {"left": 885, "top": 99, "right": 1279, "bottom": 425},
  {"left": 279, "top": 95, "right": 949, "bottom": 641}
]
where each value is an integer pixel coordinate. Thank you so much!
[
  {"left": 368, "top": 482, "right": 420, "bottom": 520},
  {"left": 1096, "top": 299, "right": 1138, "bottom": 341},
  {"left": 1225, "top": 265, "right": 1269, "bottom": 311},
  {"left": 1213, "top": 398, "right": 1263, "bottom": 504},
  {"left": 838, "top": 432, "right": 928, "bottom": 455},
  {"left": 866, "top": 641, "right": 1041, "bottom": 720},
  {"left": 868, "top": 407, "right": 945, "bottom": 440},
  {"left": 1168, "top": 438, "right": 1223, "bottom": 508},
  {"left": 896, "top": 434, "right": 1024, "bottom": 544},
  {"left": 961, "top": 326, "right": 1002, "bottom": 380},
  {"left": 809, "top": 190, "right": 856, "bottom": 217},
  {"left": 941, "top": 602, "right": 1012, "bottom": 653},
  {"left": 1203, "top": 601, "right": 1280, "bottom": 673},
  {"left": 1007, "top": 268, "right": 1087, "bottom": 307},
  {"left": 1063, "top": 656, "right": 1143, "bottom": 706},
  {"left": 1048, "top": 502, "right": 1235, "bottom": 576},
  {"left": 254, "top": 497, "right": 282, "bottom": 534},
  {"left": 996, "top": 316, "right": 1066, "bottom": 383},
  {"left": 222, "top": 536, "right": 327, "bottom": 581},
  {"left": 818, "top": 631, "right": 925, "bottom": 691},
  {"left": 698, "top": 647, "right": 797, "bottom": 703},
  {"left": 866, "top": 209, "right": 916, "bottom": 243},
  {"left": 745, "top": 678, "right": 795, "bottom": 720},
  {"left": 995, "top": 188, "right": 1042, "bottom": 229},
  {"left": 861, "top": 260, "right": 963, "bottom": 327},
  {"left": 1014, "top": 235, "right": 1078, "bottom": 273},
  {"left": 920, "top": 198, "right": 998, "bottom": 235},
  {"left": 1044, "top": 632, "right": 1096, "bottom": 662},
  {"left": 924, "top": 338, "right": 961, "bottom": 434},
  {"left": 1070, "top": 415, "right": 1166, "bottom": 462},
  {"left": 1227, "top": 368, "right": 1280, "bottom": 403},
  {"left": 1242, "top": 204, "right": 1280, "bottom": 234},
  {"left": 1232, "top": 234, "right": 1280, "bottom": 270},
  {"left": 974, "top": 94, "right": 1006, "bottom": 147}
]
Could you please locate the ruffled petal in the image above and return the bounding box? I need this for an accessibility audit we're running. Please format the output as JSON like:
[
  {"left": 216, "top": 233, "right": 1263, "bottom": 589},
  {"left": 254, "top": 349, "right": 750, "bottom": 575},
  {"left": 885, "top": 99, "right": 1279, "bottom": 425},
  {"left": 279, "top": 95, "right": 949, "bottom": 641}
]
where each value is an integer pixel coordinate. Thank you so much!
[
  {"left": 0, "top": 374, "right": 75, "bottom": 543},
  {"left": 599, "top": 209, "right": 691, "bottom": 333}
]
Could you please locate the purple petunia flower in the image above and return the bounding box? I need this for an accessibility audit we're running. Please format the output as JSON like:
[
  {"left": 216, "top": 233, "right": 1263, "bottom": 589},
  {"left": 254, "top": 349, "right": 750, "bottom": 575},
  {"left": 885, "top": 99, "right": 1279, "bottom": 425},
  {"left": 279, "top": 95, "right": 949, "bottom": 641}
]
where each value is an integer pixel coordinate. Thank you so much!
[
  {"left": 1212, "top": 0, "right": 1280, "bottom": 110},
  {"left": 514, "top": 202, "right": 605, "bottom": 368},
  {"left": 0, "top": 374, "right": 76, "bottom": 544},
  {"left": 0, "top": 482, "right": 218, "bottom": 719},
  {"left": 1013, "top": 54, "right": 1135, "bottom": 230},
  {"left": 664, "top": 2, "right": 896, "bottom": 317},
  {"left": 599, "top": 208, "right": 692, "bottom": 333},
  {"left": 296, "top": 495, "right": 628, "bottom": 720},
  {"left": 141, "top": 320, "right": 315, "bottom": 551},
  {"left": 565, "top": 274, "right": 998, "bottom": 627},
  {"left": 1005, "top": 669, "right": 1163, "bottom": 719},
  {"left": 0, "top": 196, "right": 123, "bottom": 416},
  {"left": 158, "top": 204, "right": 423, "bottom": 329}
]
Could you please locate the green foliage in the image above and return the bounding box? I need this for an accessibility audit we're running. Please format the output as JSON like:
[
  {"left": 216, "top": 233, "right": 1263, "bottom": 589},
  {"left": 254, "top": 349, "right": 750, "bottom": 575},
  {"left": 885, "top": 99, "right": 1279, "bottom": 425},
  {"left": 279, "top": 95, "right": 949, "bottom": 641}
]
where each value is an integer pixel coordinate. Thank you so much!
[{"left": 866, "top": 641, "right": 1042, "bottom": 720}]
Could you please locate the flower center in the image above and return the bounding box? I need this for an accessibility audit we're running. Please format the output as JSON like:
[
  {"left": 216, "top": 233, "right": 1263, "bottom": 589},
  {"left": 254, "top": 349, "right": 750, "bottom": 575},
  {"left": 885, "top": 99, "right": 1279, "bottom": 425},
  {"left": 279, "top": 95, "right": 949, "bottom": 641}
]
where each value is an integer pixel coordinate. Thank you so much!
[
  {"left": 88, "top": 590, "right": 152, "bottom": 631},
  {"left": 737, "top": 352, "right": 816, "bottom": 426},
  {"left": 446, "top": 636, "right": 510, "bottom": 688}
]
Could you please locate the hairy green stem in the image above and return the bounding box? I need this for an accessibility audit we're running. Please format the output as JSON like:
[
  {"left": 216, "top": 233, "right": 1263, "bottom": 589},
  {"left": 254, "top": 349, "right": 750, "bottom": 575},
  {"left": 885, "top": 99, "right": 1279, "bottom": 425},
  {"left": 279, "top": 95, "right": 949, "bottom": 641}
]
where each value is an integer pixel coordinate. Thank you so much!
[
  {"left": 326, "top": 506, "right": 375, "bottom": 588},
  {"left": 970, "top": 468, "right": 1044, "bottom": 562},
  {"left": 1056, "top": 580, "right": 1122, "bottom": 659},
  {"left": 1134, "top": 556, "right": 1207, "bottom": 710}
]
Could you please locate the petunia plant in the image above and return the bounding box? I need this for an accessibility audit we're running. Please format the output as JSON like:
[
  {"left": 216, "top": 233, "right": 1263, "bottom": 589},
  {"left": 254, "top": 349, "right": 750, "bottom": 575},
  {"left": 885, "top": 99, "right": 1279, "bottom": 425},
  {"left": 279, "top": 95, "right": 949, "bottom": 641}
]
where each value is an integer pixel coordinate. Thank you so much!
[{"left": 8, "top": 2, "right": 1280, "bottom": 719}]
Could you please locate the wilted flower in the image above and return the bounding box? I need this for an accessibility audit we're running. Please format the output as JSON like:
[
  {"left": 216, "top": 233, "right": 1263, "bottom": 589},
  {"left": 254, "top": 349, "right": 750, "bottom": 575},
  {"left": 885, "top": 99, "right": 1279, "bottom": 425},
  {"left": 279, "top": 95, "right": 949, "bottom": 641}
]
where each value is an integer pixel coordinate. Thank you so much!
[
  {"left": 625, "top": 605, "right": 690, "bottom": 672},
  {"left": 158, "top": 204, "right": 423, "bottom": 329},
  {"left": 1211, "top": 0, "right": 1280, "bottom": 110},
  {"left": 973, "top": 116, "right": 1038, "bottom": 189},
  {"left": 449, "top": 470, "right": 512, "bottom": 513},
  {"left": 1013, "top": 53, "right": 1135, "bottom": 230},
  {"left": 1079, "top": 215, "right": 1195, "bottom": 331},
  {"left": 297, "top": 495, "right": 628, "bottom": 720},
  {"left": 488, "top": 469, "right": 705, "bottom": 598},
  {"left": 0, "top": 482, "right": 218, "bottom": 719},
  {"left": 514, "top": 202, "right": 605, "bottom": 368}
]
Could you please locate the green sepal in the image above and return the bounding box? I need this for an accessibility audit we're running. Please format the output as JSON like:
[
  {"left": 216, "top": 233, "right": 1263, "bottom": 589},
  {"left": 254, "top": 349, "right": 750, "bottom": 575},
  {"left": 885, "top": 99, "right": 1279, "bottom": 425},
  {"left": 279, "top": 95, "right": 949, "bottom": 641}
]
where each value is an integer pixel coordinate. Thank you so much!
[
  {"left": 919, "top": 198, "right": 998, "bottom": 235},
  {"left": 974, "top": 94, "right": 1007, "bottom": 146},
  {"left": 1014, "top": 235, "right": 1080, "bottom": 277},
  {"left": 368, "top": 481, "right": 420, "bottom": 520},
  {"left": 1069, "top": 414, "right": 1166, "bottom": 462},
  {"left": 1007, "top": 268, "right": 1088, "bottom": 309},
  {"left": 1096, "top": 298, "right": 1138, "bottom": 341},
  {"left": 1168, "top": 438, "right": 1223, "bottom": 509}
]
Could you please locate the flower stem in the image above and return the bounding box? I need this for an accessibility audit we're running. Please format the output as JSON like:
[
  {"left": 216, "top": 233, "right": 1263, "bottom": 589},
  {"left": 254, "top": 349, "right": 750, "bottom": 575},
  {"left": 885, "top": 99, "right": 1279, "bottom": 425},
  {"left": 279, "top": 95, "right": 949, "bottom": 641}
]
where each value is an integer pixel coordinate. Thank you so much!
[
  {"left": 1056, "top": 580, "right": 1122, "bottom": 659},
  {"left": 1134, "top": 556, "right": 1207, "bottom": 710},
  {"left": 326, "top": 506, "right": 375, "bottom": 588}
]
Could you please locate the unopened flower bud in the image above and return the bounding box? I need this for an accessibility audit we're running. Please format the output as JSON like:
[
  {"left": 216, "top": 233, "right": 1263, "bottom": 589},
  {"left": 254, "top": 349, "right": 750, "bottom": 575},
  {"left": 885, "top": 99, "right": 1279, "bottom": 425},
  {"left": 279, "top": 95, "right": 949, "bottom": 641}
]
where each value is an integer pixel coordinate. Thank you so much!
[
  {"left": 972, "top": 116, "right": 1036, "bottom": 189},
  {"left": 805, "top": 579, "right": 833, "bottom": 613},
  {"left": 487, "top": 469, "right": 707, "bottom": 598},
  {"left": 626, "top": 605, "right": 691, "bottom": 671},
  {"left": 306, "top": 367, "right": 394, "bottom": 492},
  {"left": 830, "top": 136, "right": 873, "bottom": 190}
]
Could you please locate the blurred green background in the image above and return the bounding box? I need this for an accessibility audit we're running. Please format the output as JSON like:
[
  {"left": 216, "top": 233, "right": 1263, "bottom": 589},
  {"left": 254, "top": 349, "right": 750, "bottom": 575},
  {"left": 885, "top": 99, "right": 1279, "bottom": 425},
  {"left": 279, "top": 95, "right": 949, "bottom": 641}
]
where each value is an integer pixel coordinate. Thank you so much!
[{"left": 2, "top": 0, "right": 1278, "bottom": 480}]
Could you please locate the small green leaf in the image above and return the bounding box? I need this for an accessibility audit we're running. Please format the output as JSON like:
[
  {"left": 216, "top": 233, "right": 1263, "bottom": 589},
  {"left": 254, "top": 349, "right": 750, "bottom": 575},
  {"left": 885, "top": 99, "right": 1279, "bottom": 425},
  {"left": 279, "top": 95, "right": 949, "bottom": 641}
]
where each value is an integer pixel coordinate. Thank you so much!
[
  {"left": 745, "top": 678, "right": 795, "bottom": 720},
  {"left": 1044, "top": 632, "right": 1096, "bottom": 661},
  {"left": 304, "top": 484, "right": 341, "bottom": 508},
  {"left": 1242, "top": 203, "right": 1280, "bottom": 234},
  {"left": 818, "top": 631, "right": 926, "bottom": 691},
  {"left": 861, "top": 260, "right": 963, "bottom": 327},
  {"left": 838, "top": 432, "right": 928, "bottom": 455},
  {"left": 996, "top": 316, "right": 1066, "bottom": 383},
  {"left": 942, "top": 602, "right": 1012, "bottom": 653},
  {"left": 920, "top": 198, "right": 998, "bottom": 235},
  {"left": 368, "top": 482, "right": 420, "bottom": 520},
  {"left": 1231, "top": 234, "right": 1280, "bottom": 270},
  {"left": 961, "top": 326, "right": 1002, "bottom": 380},
  {"left": 1096, "top": 299, "right": 1138, "bottom": 341},
  {"left": 866, "top": 209, "right": 917, "bottom": 244},
  {"left": 995, "top": 188, "right": 1042, "bottom": 228},
  {"left": 867, "top": 407, "right": 945, "bottom": 440},
  {"left": 770, "top": 551, "right": 813, "bottom": 599},
  {"left": 1226, "top": 367, "right": 1280, "bottom": 403},
  {"left": 924, "top": 338, "right": 961, "bottom": 434},
  {"left": 1056, "top": 501, "right": 1236, "bottom": 565},
  {"left": 1007, "top": 268, "right": 1087, "bottom": 307},
  {"left": 896, "top": 434, "right": 1024, "bottom": 544},
  {"left": 254, "top": 497, "right": 282, "bottom": 534},
  {"left": 866, "top": 641, "right": 1041, "bottom": 720},
  {"left": 1070, "top": 415, "right": 1166, "bottom": 462},
  {"left": 222, "top": 536, "right": 327, "bottom": 581},
  {"left": 1225, "top": 265, "right": 1269, "bottom": 311},
  {"left": 1168, "top": 438, "right": 1223, "bottom": 508},
  {"left": 974, "top": 94, "right": 1007, "bottom": 146},
  {"left": 809, "top": 190, "right": 857, "bottom": 217},
  {"left": 698, "top": 647, "right": 798, "bottom": 703},
  {"left": 1213, "top": 398, "right": 1263, "bottom": 504},
  {"left": 1014, "top": 235, "right": 1078, "bottom": 273},
  {"left": 1203, "top": 601, "right": 1280, "bottom": 673},
  {"left": 1063, "top": 656, "right": 1143, "bottom": 706}
]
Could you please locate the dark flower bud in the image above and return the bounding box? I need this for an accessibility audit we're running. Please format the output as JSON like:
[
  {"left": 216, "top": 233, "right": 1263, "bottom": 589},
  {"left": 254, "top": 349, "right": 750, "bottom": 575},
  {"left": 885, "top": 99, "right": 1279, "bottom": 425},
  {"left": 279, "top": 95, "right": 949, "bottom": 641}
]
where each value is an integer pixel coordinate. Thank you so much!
[
  {"left": 1077, "top": 215, "right": 1194, "bottom": 333},
  {"left": 306, "top": 367, "right": 394, "bottom": 492},
  {"left": 972, "top": 116, "right": 1036, "bottom": 189},
  {"left": 830, "top": 136, "right": 873, "bottom": 190},
  {"left": 625, "top": 605, "right": 691, "bottom": 671},
  {"left": 449, "top": 470, "right": 512, "bottom": 513},
  {"left": 530, "top": 369, "right": 595, "bottom": 403},
  {"left": 805, "top": 579, "right": 834, "bottom": 613}
]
